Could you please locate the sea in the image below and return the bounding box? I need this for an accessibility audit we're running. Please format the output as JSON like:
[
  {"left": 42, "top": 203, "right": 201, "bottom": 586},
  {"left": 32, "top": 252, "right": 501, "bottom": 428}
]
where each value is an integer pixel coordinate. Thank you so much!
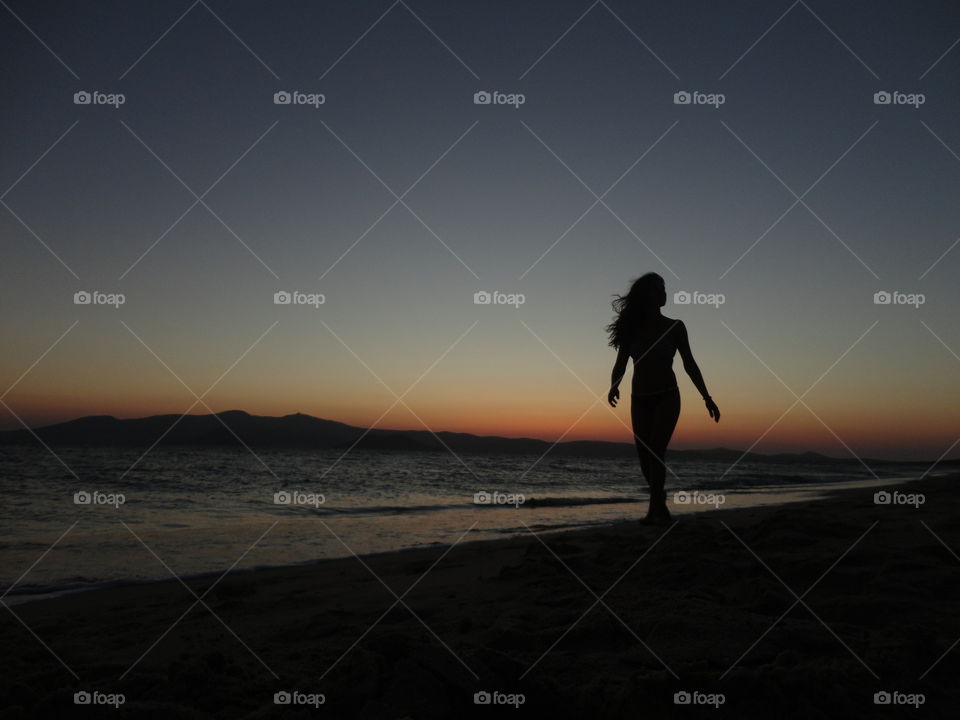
[{"left": 0, "top": 446, "right": 938, "bottom": 604}]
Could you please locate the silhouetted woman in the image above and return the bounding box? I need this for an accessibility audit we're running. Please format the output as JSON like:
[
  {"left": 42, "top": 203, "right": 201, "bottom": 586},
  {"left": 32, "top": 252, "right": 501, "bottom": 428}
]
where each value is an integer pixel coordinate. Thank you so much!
[{"left": 606, "top": 273, "right": 720, "bottom": 523}]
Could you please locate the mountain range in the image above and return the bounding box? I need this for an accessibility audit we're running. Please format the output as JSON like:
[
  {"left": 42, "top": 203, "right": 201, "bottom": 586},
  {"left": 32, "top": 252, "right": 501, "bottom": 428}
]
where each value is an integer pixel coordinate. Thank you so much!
[{"left": 0, "top": 410, "right": 939, "bottom": 465}]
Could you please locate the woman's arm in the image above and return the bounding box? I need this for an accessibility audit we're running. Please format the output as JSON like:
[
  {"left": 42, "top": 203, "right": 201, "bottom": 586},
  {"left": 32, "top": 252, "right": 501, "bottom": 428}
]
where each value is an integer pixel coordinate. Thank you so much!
[
  {"left": 608, "top": 346, "right": 630, "bottom": 407},
  {"left": 676, "top": 322, "right": 720, "bottom": 422}
]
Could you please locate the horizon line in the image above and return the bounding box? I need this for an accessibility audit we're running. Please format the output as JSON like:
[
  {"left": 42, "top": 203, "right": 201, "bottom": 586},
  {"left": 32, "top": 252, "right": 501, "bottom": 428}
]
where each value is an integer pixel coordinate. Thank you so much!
[{"left": 0, "top": 408, "right": 953, "bottom": 465}]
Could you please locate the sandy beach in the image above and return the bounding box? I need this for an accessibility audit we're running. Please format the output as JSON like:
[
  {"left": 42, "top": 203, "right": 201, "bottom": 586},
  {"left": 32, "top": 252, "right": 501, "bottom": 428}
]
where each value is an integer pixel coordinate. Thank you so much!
[{"left": 2, "top": 474, "right": 958, "bottom": 719}]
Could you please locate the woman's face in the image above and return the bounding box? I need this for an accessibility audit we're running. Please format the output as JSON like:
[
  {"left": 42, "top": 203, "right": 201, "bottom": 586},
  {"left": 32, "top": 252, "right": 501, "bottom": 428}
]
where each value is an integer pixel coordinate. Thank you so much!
[
  {"left": 634, "top": 276, "right": 666, "bottom": 308},
  {"left": 652, "top": 281, "right": 666, "bottom": 308}
]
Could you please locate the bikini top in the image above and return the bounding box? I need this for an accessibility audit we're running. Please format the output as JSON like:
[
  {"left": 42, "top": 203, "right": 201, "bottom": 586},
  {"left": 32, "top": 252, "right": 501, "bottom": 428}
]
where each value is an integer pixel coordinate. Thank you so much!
[{"left": 628, "top": 323, "right": 678, "bottom": 363}]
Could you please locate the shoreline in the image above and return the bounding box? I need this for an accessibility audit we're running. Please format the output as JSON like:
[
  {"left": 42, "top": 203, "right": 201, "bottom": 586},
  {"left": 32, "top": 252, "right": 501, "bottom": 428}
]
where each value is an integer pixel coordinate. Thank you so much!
[
  {"left": 2, "top": 473, "right": 956, "bottom": 718},
  {"left": 2, "top": 473, "right": 933, "bottom": 607}
]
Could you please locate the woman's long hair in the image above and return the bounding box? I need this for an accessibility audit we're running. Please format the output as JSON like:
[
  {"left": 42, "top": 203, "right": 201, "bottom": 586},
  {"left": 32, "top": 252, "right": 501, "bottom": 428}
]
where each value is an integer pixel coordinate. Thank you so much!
[{"left": 606, "top": 273, "right": 664, "bottom": 349}]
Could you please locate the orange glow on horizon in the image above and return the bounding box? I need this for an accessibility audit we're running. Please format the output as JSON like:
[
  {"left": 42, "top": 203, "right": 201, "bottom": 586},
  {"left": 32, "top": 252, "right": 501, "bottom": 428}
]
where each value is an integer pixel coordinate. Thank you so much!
[{"left": 4, "top": 391, "right": 957, "bottom": 461}]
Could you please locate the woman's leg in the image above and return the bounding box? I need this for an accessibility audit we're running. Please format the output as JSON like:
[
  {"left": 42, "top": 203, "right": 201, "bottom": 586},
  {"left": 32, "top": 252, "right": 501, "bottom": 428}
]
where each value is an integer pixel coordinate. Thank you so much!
[
  {"left": 647, "top": 389, "right": 681, "bottom": 517},
  {"left": 631, "top": 394, "right": 659, "bottom": 519}
]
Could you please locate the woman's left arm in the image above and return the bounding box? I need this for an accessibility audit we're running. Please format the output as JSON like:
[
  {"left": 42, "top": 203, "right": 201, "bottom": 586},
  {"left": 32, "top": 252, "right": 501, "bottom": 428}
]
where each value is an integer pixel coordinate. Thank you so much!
[{"left": 676, "top": 321, "right": 720, "bottom": 422}]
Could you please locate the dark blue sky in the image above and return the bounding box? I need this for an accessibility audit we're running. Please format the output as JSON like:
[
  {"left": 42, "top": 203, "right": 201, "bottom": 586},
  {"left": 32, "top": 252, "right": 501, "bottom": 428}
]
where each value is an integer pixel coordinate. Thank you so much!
[{"left": 2, "top": 0, "right": 959, "bottom": 459}]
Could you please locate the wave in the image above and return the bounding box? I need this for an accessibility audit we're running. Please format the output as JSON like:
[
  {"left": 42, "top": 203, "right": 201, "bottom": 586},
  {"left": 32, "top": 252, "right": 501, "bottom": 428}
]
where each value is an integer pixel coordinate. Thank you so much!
[
  {"left": 269, "top": 495, "right": 644, "bottom": 517},
  {"left": 520, "top": 495, "right": 641, "bottom": 508}
]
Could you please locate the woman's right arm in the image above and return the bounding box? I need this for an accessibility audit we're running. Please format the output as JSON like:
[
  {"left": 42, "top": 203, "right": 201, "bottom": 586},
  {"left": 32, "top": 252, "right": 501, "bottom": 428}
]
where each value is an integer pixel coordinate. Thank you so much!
[{"left": 608, "top": 346, "right": 630, "bottom": 407}]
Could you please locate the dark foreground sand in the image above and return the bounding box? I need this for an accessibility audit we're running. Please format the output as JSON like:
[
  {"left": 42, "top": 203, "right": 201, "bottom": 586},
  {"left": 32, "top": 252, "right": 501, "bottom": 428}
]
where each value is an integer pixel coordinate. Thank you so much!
[{"left": 2, "top": 476, "right": 959, "bottom": 719}]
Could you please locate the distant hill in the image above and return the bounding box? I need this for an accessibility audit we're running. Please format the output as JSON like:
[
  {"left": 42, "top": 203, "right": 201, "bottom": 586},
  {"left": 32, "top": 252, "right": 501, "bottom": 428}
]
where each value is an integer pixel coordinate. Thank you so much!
[{"left": 0, "top": 410, "right": 927, "bottom": 464}]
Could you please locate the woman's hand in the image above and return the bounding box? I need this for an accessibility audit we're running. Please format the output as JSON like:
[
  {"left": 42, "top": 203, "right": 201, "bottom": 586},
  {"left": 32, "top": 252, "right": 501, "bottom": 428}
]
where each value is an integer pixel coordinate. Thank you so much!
[
  {"left": 608, "top": 386, "right": 620, "bottom": 408},
  {"left": 705, "top": 397, "right": 720, "bottom": 422}
]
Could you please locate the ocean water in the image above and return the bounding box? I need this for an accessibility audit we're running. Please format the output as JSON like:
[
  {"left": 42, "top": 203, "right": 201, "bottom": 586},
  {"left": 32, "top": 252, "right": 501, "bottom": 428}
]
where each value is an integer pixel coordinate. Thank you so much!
[{"left": 0, "top": 446, "right": 932, "bottom": 603}]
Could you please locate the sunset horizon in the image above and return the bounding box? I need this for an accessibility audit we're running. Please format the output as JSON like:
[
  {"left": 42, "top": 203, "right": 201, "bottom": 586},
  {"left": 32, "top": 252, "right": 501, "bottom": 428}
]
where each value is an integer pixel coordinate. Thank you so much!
[{"left": 3, "top": 402, "right": 955, "bottom": 462}]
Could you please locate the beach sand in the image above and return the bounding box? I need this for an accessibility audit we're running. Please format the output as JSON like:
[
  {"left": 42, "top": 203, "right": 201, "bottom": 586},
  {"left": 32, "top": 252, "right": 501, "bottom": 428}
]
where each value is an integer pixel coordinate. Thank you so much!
[{"left": 2, "top": 475, "right": 958, "bottom": 718}]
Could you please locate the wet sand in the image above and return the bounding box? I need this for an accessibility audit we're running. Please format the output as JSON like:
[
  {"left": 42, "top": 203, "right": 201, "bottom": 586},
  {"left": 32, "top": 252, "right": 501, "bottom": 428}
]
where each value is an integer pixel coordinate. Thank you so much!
[{"left": 1, "top": 474, "right": 958, "bottom": 718}]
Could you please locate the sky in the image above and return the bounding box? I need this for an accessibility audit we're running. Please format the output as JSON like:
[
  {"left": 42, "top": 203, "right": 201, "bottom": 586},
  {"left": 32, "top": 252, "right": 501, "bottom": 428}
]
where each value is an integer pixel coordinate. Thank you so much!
[{"left": 1, "top": 0, "right": 959, "bottom": 461}]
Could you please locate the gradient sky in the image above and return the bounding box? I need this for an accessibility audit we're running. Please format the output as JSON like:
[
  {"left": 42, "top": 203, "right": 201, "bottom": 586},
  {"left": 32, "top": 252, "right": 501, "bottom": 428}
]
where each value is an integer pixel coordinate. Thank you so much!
[{"left": 2, "top": 0, "right": 959, "bottom": 460}]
